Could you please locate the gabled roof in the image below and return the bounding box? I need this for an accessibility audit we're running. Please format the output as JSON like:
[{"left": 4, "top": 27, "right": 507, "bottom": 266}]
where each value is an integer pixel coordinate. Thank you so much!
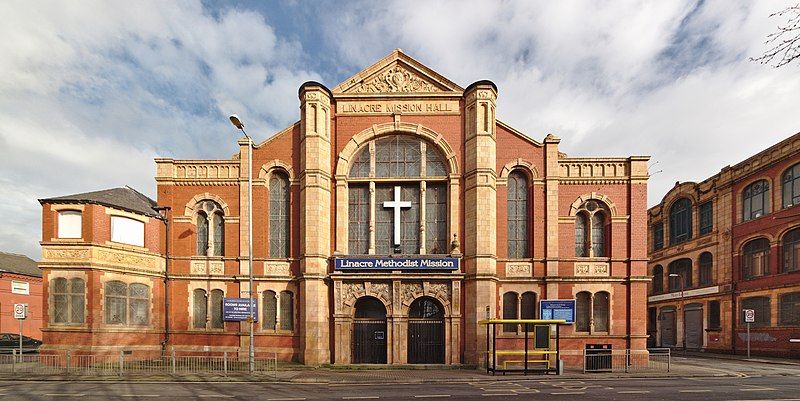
[
  {"left": 0, "top": 251, "right": 40, "bottom": 277},
  {"left": 39, "top": 187, "right": 160, "bottom": 218},
  {"left": 332, "top": 49, "right": 464, "bottom": 95}
]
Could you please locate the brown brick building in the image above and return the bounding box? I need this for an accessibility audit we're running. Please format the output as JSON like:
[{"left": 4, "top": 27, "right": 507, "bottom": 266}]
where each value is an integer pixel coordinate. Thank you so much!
[
  {"left": 647, "top": 133, "right": 800, "bottom": 357},
  {"left": 39, "top": 50, "right": 650, "bottom": 367},
  {"left": 0, "top": 251, "right": 43, "bottom": 340}
]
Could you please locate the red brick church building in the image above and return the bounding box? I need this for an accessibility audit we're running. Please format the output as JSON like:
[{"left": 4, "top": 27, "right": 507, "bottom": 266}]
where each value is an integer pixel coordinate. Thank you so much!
[{"left": 38, "top": 50, "right": 650, "bottom": 367}]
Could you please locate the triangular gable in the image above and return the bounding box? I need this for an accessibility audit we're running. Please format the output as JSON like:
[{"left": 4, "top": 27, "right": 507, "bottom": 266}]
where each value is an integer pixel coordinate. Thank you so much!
[{"left": 333, "top": 49, "right": 463, "bottom": 95}]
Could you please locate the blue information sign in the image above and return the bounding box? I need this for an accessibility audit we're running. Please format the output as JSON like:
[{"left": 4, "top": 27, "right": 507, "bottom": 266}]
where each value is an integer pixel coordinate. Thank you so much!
[
  {"left": 334, "top": 257, "right": 459, "bottom": 270},
  {"left": 539, "top": 299, "right": 576, "bottom": 324},
  {"left": 223, "top": 297, "right": 258, "bottom": 322}
]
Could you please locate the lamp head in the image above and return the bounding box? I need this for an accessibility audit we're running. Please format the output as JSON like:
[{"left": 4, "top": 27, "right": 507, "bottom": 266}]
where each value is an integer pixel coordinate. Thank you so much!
[
  {"left": 668, "top": 273, "right": 679, "bottom": 278},
  {"left": 229, "top": 114, "right": 244, "bottom": 130}
]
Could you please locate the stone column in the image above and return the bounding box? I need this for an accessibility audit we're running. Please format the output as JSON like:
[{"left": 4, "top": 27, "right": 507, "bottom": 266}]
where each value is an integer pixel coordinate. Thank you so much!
[
  {"left": 299, "top": 81, "right": 333, "bottom": 365},
  {"left": 544, "top": 134, "right": 561, "bottom": 299},
  {"left": 463, "top": 81, "right": 498, "bottom": 365}
]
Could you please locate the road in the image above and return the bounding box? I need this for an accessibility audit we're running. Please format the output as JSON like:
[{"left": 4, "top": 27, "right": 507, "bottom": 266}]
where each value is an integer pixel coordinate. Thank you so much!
[{"left": 0, "top": 356, "right": 798, "bottom": 400}]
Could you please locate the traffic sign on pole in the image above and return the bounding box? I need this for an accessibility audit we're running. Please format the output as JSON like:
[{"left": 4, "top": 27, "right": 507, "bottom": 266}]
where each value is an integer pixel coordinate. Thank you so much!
[
  {"left": 744, "top": 309, "right": 755, "bottom": 323},
  {"left": 13, "top": 303, "right": 27, "bottom": 319}
]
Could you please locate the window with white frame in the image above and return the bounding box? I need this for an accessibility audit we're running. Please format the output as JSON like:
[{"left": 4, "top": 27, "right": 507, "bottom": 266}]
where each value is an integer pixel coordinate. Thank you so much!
[
  {"left": 111, "top": 216, "right": 144, "bottom": 247},
  {"left": 58, "top": 210, "right": 82, "bottom": 238}
]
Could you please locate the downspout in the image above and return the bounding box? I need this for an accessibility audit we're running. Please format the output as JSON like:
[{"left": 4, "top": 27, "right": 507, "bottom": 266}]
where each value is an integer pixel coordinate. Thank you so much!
[{"left": 154, "top": 206, "right": 171, "bottom": 356}]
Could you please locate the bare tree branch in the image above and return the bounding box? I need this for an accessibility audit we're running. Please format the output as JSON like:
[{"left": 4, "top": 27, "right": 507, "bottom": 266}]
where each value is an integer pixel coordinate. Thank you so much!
[{"left": 751, "top": 4, "right": 800, "bottom": 67}]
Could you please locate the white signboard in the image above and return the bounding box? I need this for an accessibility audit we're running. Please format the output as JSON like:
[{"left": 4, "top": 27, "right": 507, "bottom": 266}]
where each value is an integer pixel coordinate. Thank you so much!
[
  {"left": 11, "top": 280, "right": 29, "bottom": 295},
  {"left": 743, "top": 309, "right": 755, "bottom": 323},
  {"left": 14, "top": 303, "right": 27, "bottom": 319}
]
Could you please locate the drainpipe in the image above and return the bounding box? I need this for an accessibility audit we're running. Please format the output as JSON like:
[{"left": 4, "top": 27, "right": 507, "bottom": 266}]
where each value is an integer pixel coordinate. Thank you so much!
[
  {"left": 731, "top": 281, "right": 737, "bottom": 355},
  {"left": 154, "top": 206, "right": 171, "bottom": 356}
]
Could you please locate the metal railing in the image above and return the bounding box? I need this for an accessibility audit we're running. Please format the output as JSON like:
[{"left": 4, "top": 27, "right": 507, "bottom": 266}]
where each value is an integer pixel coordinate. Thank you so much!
[
  {"left": 583, "top": 348, "right": 670, "bottom": 373},
  {"left": 0, "top": 349, "right": 278, "bottom": 378}
]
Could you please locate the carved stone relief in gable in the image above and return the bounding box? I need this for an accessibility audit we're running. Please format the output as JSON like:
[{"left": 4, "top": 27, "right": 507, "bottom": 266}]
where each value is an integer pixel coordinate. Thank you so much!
[{"left": 350, "top": 64, "right": 442, "bottom": 94}]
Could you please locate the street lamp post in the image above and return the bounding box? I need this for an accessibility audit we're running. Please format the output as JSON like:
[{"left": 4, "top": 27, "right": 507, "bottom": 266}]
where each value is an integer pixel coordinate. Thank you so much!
[
  {"left": 229, "top": 114, "right": 254, "bottom": 373},
  {"left": 668, "top": 273, "right": 685, "bottom": 351}
]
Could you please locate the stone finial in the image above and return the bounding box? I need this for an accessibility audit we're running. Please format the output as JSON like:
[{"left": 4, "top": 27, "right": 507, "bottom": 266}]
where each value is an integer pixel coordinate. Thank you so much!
[
  {"left": 544, "top": 133, "right": 561, "bottom": 143},
  {"left": 450, "top": 233, "right": 461, "bottom": 255}
]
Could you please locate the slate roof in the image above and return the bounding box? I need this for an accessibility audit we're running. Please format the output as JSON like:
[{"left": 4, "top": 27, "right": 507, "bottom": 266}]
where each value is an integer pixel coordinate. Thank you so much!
[
  {"left": 0, "top": 251, "right": 41, "bottom": 278},
  {"left": 39, "top": 187, "right": 160, "bottom": 218}
]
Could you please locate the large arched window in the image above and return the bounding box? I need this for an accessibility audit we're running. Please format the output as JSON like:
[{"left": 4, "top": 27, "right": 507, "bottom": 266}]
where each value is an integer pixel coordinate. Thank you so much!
[
  {"left": 699, "top": 252, "right": 713, "bottom": 286},
  {"left": 668, "top": 258, "right": 692, "bottom": 291},
  {"left": 593, "top": 291, "right": 610, "bottom": 332},
  {"left": 782, "top": 227, "right": 800, "bottom": 273},
  {"left": 52, "top": 277, "right": 85, "bottom": 325},
  {"left": 669, "top": 198, "right": 692, "bottom": 245},
  {"left": 507, "top": 171, "right": 529, "bottom": 258},
  {"left": 743, "top": 180, "right": 770, "bottom": 221},
  {"left": 196, "top": 200, "right": 225, "bottom": 256},
  {"left": 574, "top": 200, "right": 609, "bottom": 257},
  {"left": 782, "top": 163, "right": 800, "bottom": 208},
  {"left": 347, "top": 135, "right": 449, "bottom": 255},
  {"left": 743, "top": 238, "right": 770, "bottom": 279},
  {"left": 652, "top": 265, "right": 663, "bottom": 294},
  {"left": 269, "top": 171, "right": 290, "bottom": 258}
]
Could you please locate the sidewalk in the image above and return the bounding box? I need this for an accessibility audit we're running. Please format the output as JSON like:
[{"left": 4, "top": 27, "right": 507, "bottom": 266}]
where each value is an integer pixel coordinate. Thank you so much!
[{"left": 677, "top": 350, "right": 800, "bottom": 367}]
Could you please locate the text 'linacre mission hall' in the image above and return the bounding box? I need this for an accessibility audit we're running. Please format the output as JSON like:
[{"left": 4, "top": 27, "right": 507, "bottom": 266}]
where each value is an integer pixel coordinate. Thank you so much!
[{"left": 37, "top": 50, "right": 651, "bottom": 367}]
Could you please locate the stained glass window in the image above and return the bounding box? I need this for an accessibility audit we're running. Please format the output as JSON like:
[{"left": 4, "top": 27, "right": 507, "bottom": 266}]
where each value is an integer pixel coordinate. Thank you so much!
[
  {"left": 507, "top": 172, "right": 529, "bottom": 259},
  {"left": 197, "top": 200, "right": 225, "bottom": 256},
  {"left": 426, "top": 183, "right": 448, "bottom": 254},
  {"left": 348, "top": 185, "right": 370, "bottom": 254},
  {"left": 212, "top": 213, "right": 224, "bottom": 257},
  {"left": 575, "top": 214, "right": 587, "bottom": 257},
  {"left": 193, "top": 289, "right": 207, "bottom": 329},
  {"left": 197, "top": 212, "right": 209, "bottom": 256},
  {"left": 263, "top": 290, "right": 277, "bottom": 330},
  {"left": 280, "top": 291, "right": 294, "bottom": 331},
  {"left": 593, "top": 291, "right": 610, "bottom": 332},
  {"left": 591, "top": 213, "right": 605, "bottom": 257},
  {"left": 269, "top": 172, "right": 290, "bottom": 258},
  {"left": 574, "top": 200, "right": 609, "bottom": 257}
]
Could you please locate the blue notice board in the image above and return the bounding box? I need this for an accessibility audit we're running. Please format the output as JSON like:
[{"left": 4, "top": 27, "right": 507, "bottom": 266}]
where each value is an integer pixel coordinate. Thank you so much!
[
  {"left": 539, "top": 300, "right": 575, "bottom": 324},
  {"left": 223, "top": 297, "right": 258, "bottom": 322}
]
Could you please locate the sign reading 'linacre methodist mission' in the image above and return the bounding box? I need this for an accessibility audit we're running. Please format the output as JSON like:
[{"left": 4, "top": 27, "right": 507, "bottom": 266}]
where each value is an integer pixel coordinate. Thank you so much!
[{"left": 335, "top": 257, "right": 460, "bottom": 270}]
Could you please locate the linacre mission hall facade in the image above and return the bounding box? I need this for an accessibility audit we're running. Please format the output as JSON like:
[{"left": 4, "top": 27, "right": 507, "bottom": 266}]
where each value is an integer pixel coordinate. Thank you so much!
[{"left": 38, "top": 50, "right": 651, "bottom": 367}]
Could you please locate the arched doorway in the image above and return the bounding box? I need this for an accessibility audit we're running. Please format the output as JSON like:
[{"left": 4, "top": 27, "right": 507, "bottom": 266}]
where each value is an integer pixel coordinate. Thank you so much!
[
  {"left": 352, "top": 297, "right": 387, "bottom": 364},
  {"left": 408, "top": 297, "right": 445, "bottom": 364}
]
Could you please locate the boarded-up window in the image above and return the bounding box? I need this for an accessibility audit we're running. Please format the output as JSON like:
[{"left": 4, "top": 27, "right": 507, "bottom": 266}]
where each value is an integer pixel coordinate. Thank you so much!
[
  {"left": 502, "top": 292, "right": 518, "bottom": 333},
  {"left": 263, "top": 290, "right": 277, "bottom": 330},
  {"left": 779, "top": 292, "right": 800, "bottom": 326},
  {"left": 58, "top": 210, "right": 82, "bottom": 238},
  {"left": 279, "top": 291, "right": 294, "bottom": 331},
  {"left": 105, "top": 281, "right": 128, "bottom": 325},
  {"left": 111, "top": 216, "right": 144, "bottom": 247},
  {"left": 741, "top": 296, "right": 771, "bottom": 327},
  {"left": 593, "top": 291, "right": 610, "bottom": 332},
  {"left": 210, "top": 289, "right": 224, "bottom": 329},
  {"left": 782, "top": 227, "right": 800, "bottom": 273},
  {"left": 507, "top": 171, "right": 529, "bottom": 259},
  {"left": 575, "top": 291, "right": 591, "bottom": 332},
  {"left": 708, "top": 300, "right": 721, "bottom": 329},
  {"left": 699, "top": 252, "right": 713, "bottom": 286},
  {"left": 193, "top": 289, "right": 207, "bottom": 329},
  {"left": 269, "top": 172, "right": 290, "bottom": 258},
  {"left": 426, "top": 183, "right": 448, "bottom": 254},
  {"left": 743, "top": 238, "right": 770, "bottom": 279},
  {"left": 129, "top": 283, "right": 149, "bottom": 326}
]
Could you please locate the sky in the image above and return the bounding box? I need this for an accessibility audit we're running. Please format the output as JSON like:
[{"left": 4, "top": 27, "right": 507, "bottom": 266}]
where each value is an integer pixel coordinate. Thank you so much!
[{"left": 1, "top": 0, "right": 799, "bottom": 260}]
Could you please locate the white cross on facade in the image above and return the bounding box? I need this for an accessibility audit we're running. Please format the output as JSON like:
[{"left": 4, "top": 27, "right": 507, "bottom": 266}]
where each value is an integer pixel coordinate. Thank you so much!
[{"left": 383, "top": 186, "right": 412, "bottom": 247}]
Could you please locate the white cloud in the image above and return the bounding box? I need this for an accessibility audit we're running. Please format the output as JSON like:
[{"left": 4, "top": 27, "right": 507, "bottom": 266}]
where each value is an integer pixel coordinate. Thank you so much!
[{"left": 0, "top": 0, "right": 320, "bottom": 259}]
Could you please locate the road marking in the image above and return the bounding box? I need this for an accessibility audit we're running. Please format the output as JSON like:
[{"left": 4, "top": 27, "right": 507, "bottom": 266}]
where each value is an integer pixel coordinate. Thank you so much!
[
  {"left": 121, "top": 395, "right": 160, "bottom": 398},
  {"left": 513, "top": 390, "right": 540, "bottom": 394},
  {"left": 481, "top": 394, "right": 517, "bottom": 397},
  {"left": 551, "top": 392, "right": 586, "bottom": 395},
  {"left": 44, "top": 394, "right": 86, "bottom": 397},
  {"left": 680, "top": 390, "right": 712, "bottom": 393},
  {"left": 343, "top": 397, "right": 379, "bottom": 400},
  {"left": 414, "top": 396, "right": 451, "bottom": 398},
  {"left": 618, "top": 391, "right": 650, "bottom": 394},
  {"left": 268, "top": 399, "right": 307, "bottom": 401},
  {"left": 740, "top": 388, "right": 778, "bottom": 391},
  {"left": 199, "top": 396, "right": 235, "bottom": 399}
]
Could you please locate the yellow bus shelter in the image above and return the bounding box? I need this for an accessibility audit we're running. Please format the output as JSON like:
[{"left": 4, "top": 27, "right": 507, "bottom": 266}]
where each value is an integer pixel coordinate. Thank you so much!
[{"left": 478, "top": 319, "right": 568, "bottom": 375}]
